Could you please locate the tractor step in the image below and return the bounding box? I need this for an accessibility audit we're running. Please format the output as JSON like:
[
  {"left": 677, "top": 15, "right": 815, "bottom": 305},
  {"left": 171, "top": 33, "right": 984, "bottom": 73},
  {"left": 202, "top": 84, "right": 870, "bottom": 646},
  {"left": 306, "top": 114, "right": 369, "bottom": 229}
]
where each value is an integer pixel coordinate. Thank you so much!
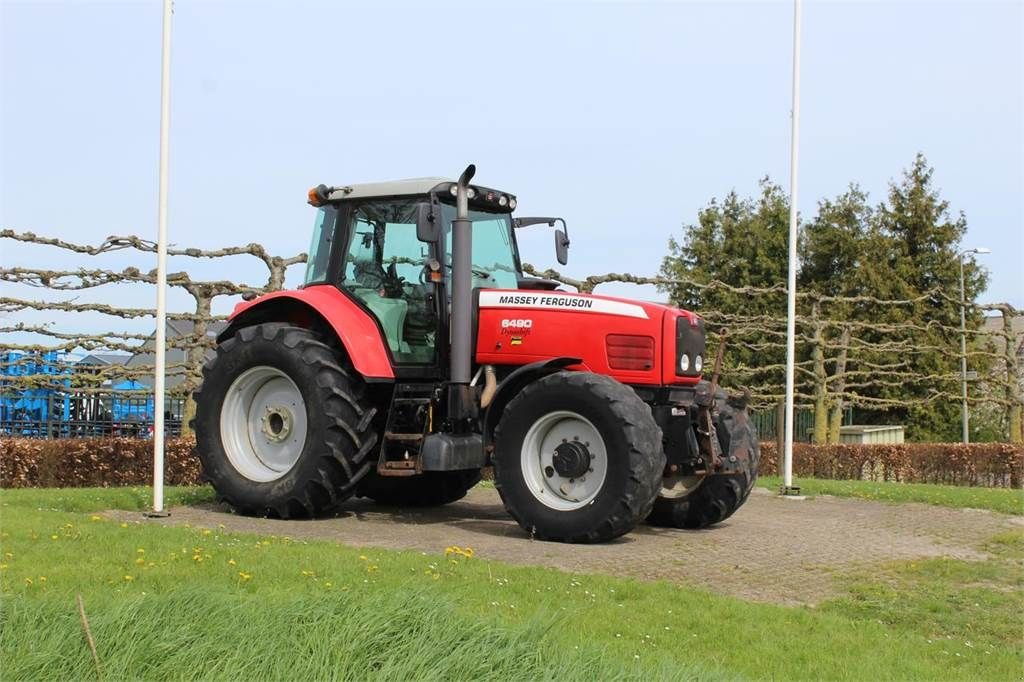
[{"left": 376, "top": 383, "right": 438, "bottom": 476}]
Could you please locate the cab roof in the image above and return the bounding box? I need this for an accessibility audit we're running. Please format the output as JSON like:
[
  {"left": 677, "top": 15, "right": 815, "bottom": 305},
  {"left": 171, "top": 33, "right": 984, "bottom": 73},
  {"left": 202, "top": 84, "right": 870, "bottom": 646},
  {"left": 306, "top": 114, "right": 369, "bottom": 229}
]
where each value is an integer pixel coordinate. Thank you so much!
[
  {"left": 325, "top": 177, "right": 452, "bottom": 202},
  {"left": 324, "top": 176, "right": 515, "bottom": 206}
]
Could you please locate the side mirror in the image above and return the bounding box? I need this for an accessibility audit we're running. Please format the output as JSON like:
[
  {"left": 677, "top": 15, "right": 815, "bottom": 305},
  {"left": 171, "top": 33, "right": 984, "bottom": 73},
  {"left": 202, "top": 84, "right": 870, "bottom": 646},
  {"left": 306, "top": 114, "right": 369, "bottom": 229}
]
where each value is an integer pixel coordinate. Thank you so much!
[
  {"left": 416, "top": 202, "right": 439, "bottom": 242},
  {"left": 555, "top": 229, "right": 570, "bottom": 265}
]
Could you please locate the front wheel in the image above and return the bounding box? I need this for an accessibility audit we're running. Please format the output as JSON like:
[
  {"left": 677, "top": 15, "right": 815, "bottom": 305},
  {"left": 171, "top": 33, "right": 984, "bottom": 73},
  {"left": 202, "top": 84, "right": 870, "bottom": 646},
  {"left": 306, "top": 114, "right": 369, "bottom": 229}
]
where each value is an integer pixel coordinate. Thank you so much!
[
  {"left": 647, "top": 390, "right": 760, "bottom": 529},
  {"left": 493, "top": 372, "right": 664, "bottom": 543}
]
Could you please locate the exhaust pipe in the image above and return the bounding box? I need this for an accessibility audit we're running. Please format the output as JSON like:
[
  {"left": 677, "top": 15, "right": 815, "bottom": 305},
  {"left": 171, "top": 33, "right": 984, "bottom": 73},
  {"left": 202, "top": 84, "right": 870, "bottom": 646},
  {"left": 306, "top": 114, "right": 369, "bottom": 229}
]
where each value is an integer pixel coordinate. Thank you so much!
[{"left": 448, "top": 164, "right": 476, "bottom": 426}]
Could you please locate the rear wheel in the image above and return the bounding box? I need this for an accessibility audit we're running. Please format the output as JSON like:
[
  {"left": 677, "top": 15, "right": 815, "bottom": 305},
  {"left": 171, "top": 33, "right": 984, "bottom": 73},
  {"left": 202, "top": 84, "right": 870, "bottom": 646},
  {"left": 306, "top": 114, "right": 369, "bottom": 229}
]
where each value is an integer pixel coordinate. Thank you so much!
[
  {"left": 493, "top": 372, "right": 663, "bottom": 543},
  {"left": 646, "top": 391, "right": 760, "bottom": 529},
  {"left": 357, "top": 469, "right": 482, "bottom": 507},
  {"left": 193, "top": 323, "right": 378, "bottom": 518}
]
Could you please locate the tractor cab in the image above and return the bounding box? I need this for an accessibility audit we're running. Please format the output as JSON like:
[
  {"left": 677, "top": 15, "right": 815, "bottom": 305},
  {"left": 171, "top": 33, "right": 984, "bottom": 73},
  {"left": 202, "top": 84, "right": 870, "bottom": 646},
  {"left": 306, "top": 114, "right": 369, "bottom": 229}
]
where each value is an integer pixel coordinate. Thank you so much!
[{"left": 303, "top": 178, "right": 564, "bottom": 367}]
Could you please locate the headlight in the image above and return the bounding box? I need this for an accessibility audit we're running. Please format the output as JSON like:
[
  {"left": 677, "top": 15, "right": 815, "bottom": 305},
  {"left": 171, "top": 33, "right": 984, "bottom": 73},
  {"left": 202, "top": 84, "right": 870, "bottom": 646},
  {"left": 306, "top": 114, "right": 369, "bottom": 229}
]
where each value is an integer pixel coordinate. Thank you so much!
[
  {"left": 694, "top": 355, "right": 703, "bottom": 373},
  {"left": 508, "top": 197, "right": 517, "bottom": 210},
  {"left": 679, "top": 354, "right": 690, "bottom": 372}
]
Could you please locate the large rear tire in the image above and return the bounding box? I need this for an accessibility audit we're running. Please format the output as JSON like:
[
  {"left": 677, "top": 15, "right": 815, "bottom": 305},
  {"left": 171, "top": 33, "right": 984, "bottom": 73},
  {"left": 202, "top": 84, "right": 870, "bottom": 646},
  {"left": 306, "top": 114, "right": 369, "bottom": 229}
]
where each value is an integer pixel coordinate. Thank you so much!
[
  {"left": 493, "top": 371, "right": 664, "bottom": 543},
  {"left": 357, "top": 469, "right": 482, "bottom": 507},
  {"left": 193, "top": 323, "right": 378, "bottom": 518},
  {"left": 646, "top": 391, "right": 760, "bottom": 529}
]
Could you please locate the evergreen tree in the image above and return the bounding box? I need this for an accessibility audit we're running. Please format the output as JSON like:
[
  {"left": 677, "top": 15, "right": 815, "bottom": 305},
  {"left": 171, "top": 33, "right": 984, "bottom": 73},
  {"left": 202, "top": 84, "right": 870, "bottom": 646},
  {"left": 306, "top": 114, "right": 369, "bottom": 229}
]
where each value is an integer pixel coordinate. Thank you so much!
[{"left": 660, "top": 155, "right": 989, "bottom": 442}]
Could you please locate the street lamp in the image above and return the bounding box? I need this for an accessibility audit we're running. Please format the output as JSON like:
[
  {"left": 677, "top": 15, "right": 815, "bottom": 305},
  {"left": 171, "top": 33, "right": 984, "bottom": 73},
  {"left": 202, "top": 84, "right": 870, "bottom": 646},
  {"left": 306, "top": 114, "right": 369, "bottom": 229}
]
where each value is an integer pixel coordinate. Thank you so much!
[{"left": 959, "top": 247, "right": 990, "bottom": 444}]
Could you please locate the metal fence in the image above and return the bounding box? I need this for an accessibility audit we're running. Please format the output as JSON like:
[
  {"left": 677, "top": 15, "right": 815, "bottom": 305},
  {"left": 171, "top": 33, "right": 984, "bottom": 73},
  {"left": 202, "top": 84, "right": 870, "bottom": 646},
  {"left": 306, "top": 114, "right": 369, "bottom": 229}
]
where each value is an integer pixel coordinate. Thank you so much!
[
  {"left": 751, "top": 406, "right": 853, "bottom": 442},
  {"left": 0, "top": 392, "right": 185, "bottom": 438}
]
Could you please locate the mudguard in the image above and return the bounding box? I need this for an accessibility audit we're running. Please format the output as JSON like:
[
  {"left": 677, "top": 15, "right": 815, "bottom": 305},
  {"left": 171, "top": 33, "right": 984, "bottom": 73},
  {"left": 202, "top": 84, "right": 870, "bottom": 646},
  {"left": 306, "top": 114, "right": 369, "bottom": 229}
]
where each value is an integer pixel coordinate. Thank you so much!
[
  {"left": 482, "top": 357, "right": 581, "bottom": 442},
  {"left": 219, "top": 285, "right": 395, "bottom": 381}
]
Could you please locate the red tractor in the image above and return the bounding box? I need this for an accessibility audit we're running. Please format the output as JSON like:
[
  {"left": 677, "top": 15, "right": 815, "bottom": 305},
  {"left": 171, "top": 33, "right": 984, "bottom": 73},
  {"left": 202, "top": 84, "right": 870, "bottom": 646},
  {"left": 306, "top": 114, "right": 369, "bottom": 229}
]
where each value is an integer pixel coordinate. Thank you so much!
[{"left": 194, "top": 166, "right": 759, "bottom": 542}]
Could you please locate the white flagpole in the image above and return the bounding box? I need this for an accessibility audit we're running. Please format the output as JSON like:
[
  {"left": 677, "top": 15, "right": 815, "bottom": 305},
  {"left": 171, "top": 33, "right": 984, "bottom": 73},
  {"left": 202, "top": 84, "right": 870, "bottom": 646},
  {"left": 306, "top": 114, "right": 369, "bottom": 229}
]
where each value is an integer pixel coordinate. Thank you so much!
[
  {"left": 151, "top": 0, "right": 173, "bottom": 516},
  {"left": 782, "top": 0, "right": 802, "bottom": 497}
]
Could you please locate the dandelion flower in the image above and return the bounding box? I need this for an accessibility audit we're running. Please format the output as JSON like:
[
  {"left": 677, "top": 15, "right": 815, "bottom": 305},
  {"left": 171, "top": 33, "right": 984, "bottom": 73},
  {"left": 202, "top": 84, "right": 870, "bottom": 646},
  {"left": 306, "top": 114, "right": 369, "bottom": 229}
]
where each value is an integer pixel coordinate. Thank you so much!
[
  {"left": 228, "top": 559, "right": 236, "bottom": 566},
  {"left": 202, "top": 529, "right": 212, "bottom": 536},
  {"left": 24, "top": 577, "right": 33, "bottom": 585},
  {"left": 50, "top": 535, "right": 58, "bottom": 540},
  {"left": 120, "top": 523, "right": 128, "bottom": 528},
  {"left": 238, "top": 571, "right": 252, "bottom": 581},
  {"left": 90, "top": 515, "right": 101, "bottom": 522},
  {"left": 38, "top": 576, "right": 46, "bottom": 582},
  {"left": 123, "top": 575, "right": 134, "bottom": 582},
  {"left": 135, "top": 558, "right": 146, "bottom": 566},
  {"left": 358, "top": 555, "right": 368, "bottom": 561}
]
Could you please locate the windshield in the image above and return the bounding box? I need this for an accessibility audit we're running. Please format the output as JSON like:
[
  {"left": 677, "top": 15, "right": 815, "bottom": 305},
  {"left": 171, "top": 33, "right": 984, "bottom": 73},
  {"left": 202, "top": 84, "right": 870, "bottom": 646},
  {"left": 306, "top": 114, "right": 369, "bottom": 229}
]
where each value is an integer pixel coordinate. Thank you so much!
[{"left": 439, "top": 203, "right": 519, "bottom": 289}]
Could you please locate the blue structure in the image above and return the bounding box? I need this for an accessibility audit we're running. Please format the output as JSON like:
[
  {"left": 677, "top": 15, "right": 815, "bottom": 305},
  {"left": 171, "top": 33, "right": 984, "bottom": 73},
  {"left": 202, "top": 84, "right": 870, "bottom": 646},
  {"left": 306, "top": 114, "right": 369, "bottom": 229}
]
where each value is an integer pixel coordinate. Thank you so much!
[{"left": 0, "top": 351, "right": 72, "bottom": 436}]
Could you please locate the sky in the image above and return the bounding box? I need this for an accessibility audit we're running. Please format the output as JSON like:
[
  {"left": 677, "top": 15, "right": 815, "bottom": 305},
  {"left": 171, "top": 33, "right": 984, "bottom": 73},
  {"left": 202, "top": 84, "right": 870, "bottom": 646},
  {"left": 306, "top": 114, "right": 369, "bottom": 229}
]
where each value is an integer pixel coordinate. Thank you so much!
[{"left": 1, "top": 0, "right": 1022, "bottom": 347}]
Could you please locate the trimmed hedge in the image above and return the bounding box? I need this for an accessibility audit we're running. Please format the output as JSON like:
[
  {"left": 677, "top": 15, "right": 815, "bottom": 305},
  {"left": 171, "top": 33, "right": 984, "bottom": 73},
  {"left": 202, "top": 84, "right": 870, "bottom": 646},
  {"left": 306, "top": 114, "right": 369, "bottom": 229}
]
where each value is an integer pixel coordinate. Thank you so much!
[
  {"left": 760, "top": 442, "right": 1023, "bottom": 488},
  {"left": 0, "top": 437, "right": 201, "bottom": 489},
  {"left": 1, "top": 437, "right": 1021, "bottom": 489}
]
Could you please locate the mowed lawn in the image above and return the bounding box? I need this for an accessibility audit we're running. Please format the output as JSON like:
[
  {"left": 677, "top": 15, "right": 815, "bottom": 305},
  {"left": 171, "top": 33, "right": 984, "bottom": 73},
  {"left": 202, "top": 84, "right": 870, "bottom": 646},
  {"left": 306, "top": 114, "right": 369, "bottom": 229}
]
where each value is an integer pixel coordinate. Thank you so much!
[
  {"left": 759, "top": 475, "right": 1024, "bottom": 515},
  {"left": 1, "top": 486, "right": 1021, "bottom": 681}
]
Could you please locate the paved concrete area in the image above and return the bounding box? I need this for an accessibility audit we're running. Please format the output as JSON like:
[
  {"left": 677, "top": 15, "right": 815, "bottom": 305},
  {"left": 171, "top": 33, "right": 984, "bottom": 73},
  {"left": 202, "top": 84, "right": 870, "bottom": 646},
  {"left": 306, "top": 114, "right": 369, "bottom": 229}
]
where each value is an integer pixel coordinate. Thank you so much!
[{"left": 113, "top": 486, "right": 1021, "bottom": 605}]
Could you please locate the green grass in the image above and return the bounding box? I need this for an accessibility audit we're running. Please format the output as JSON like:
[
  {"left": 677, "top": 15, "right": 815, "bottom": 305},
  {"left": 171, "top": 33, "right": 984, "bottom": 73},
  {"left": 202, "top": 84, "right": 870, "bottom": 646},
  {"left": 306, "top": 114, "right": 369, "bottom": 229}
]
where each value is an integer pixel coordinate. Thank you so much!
[
  {"left": 759, "top": 475, "right": 1024, "bottom": 515},
  {"left": 2, "top": 486, "right": 1022, "bottom": 681}
]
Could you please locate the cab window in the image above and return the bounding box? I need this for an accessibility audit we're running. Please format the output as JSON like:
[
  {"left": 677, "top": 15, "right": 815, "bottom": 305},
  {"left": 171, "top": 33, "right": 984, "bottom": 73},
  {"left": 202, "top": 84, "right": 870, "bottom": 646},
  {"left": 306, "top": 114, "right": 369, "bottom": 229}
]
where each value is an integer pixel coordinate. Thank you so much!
[{"left": 340, "top": 200, "right": 437, "bottom": 364}]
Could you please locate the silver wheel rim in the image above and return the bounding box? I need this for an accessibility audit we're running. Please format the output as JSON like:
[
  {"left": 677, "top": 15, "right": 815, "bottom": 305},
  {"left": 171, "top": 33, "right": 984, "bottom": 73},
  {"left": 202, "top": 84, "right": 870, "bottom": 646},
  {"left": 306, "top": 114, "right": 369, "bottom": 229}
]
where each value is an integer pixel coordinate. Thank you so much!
[
  {"left": 520, "top": 410, "right": 607, "bottom": 511},
  {"left": 660, "top": 474, "right": 703, "bottom": 499},
  {"left": 219, "top": 366, "right": 308, "bottom": 482}
]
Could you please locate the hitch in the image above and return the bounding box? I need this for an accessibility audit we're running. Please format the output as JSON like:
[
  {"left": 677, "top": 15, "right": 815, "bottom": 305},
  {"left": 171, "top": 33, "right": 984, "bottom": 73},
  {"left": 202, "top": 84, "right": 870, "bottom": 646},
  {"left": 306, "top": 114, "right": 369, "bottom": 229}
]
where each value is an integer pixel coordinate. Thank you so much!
[{"left": 696, "top": 329, "right": 728, "bottom": 471}]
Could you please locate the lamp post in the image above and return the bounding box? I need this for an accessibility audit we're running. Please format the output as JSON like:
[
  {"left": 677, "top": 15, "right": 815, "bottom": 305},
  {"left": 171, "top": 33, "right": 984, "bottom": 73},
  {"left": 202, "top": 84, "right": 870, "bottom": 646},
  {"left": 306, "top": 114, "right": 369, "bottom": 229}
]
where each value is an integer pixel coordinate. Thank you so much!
[{"left": 959, "top": 247, "right": 990, "bottom": 444}]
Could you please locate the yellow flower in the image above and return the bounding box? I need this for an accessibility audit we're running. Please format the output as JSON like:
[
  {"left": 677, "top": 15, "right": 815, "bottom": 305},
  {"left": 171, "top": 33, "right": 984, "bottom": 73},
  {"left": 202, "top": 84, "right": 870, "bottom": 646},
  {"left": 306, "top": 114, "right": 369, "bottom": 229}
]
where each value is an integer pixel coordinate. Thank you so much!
[
  {"left": 358, "top": 555, "right": 368, "bottom": 561},
  {"left": 50, "top": 535, "right": 58, "bottom": 540},
  {"left": 228, "top": 559, "right": 236, "bottom": 566},
  {"left": 38, "top": 576, "right": 46, "bottom": 582},
  {"left": 24, "top": 577, "right": 33, "bottom": 585},
  {"left": 238, "top": 571, "right": 252, "bottom": 581},
  {"left": 120, "top": 523, "right": 128, "bottom": 528},
  {"left": 123, "top": 575, "right": 134, "bottom": 582},
  {"left": 202, "top": 529, "right": 212, "bottom": 536},
  {"left": 0, "top": 564, "right": 8, "bottom": 570},
  {"left": 90, "top": 515, "right": 101, "bottom": 522},
  {"left": 3, "top": 552, "right": 12, "bottom": 559},
  {"left": 135, "top": 558, "right": 146, "bottom": 566},
  {"left": 137, "top": 548, "right": 145, "bottom": 554}
]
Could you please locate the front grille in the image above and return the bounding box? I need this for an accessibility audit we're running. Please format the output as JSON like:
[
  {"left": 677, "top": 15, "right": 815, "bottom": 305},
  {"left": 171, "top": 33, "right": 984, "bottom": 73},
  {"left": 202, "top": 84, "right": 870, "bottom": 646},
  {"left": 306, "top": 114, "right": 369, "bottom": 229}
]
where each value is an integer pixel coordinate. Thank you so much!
[
  {"left": 606, "top": 334, "right": 655, "bottom": 371},
  {"left": 675, "top": 315, "right": 705, "bottom": 377}
]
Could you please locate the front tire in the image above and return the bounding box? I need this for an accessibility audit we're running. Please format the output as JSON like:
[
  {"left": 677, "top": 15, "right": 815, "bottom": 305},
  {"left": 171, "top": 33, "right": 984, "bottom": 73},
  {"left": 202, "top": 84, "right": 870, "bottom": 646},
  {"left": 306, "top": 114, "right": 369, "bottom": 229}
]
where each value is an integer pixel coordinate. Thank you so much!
[
  {"left": 647, "top": 390, "right": 760, "bottom": 529},
  {"left": 193, "top": 323, "right": 378, "bottom": 518},
  {"left": 493, "top": 372, "right": 664, "bottom": 543}
]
